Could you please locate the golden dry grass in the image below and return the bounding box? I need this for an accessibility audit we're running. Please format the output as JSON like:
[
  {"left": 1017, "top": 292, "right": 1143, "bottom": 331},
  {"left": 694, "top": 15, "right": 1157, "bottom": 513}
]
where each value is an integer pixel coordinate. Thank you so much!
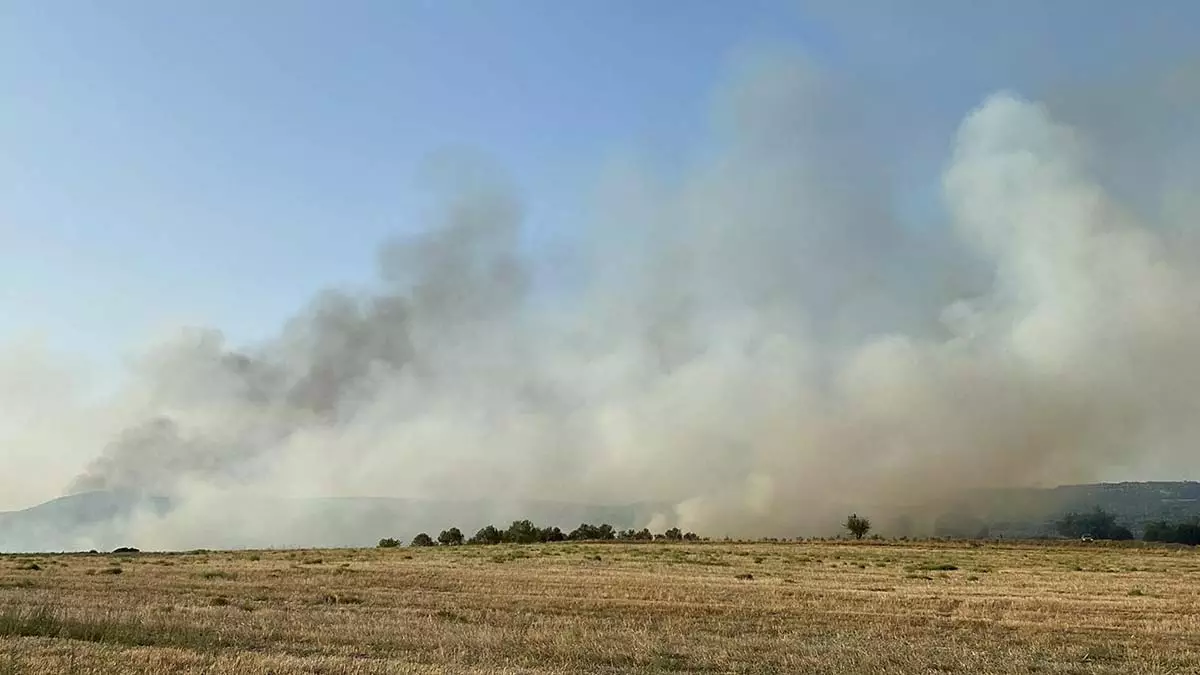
[{"left": 2, "top": 540, "right": 1199, "bottom": 673}]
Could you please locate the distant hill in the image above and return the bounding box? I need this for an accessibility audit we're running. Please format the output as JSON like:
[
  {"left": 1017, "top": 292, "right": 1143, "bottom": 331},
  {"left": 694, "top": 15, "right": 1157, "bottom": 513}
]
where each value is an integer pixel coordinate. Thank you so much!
[
  {"left": 893, "top": 481, "right": 1200, "bottom": 539},
  {"left": 0, "top": 490, "right": 669, "bottom": 553}
]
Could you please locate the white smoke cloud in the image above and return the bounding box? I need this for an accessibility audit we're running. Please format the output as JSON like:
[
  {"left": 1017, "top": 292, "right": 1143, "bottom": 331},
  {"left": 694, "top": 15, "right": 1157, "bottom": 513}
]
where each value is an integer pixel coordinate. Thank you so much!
[{"left": 4, "top": 50, "right": 1199, "bottom": 549}]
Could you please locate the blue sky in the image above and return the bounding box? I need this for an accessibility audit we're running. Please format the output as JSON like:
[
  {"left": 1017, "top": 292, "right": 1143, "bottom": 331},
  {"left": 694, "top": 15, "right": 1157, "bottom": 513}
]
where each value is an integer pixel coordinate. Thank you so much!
[{"left": 2, "top": 0, "right": 1196, "bottom": 382}]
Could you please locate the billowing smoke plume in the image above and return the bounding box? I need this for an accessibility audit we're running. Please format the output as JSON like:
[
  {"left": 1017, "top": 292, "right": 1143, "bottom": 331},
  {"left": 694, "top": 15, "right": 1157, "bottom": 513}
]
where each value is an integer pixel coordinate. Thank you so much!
[{"left": 5, "top": 50, "right": 1200, "bottom": 548}]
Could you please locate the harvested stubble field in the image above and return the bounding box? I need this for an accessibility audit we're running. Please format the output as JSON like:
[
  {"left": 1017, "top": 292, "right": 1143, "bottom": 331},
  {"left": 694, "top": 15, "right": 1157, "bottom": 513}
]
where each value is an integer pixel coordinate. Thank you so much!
[{"left": 1, "top": 541, "right": 1199, "bottom": 674}]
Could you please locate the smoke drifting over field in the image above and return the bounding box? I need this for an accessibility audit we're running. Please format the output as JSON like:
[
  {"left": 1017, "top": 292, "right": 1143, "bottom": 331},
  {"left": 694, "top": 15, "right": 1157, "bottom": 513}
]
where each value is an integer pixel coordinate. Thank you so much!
[{"left": 4, "top": 49, "right": 1200, "bottom": 548}]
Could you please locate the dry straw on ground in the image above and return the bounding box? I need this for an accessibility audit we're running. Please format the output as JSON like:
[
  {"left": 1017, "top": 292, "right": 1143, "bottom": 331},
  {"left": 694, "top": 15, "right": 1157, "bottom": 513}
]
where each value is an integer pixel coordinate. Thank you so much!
[{"left": 2, "top": 540, "right": 1199, "bottom": 673}]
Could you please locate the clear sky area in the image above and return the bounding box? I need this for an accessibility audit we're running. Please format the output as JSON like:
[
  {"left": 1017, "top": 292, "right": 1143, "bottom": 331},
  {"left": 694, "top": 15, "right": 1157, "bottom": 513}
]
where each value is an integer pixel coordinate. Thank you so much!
[{"left": 4, "top": 1, "right": 1195, "bottom": 372}]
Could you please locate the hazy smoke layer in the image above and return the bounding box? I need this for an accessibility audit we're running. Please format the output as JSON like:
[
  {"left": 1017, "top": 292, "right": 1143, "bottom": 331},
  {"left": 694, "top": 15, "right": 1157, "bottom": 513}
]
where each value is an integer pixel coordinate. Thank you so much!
[{"left": 6, "top": 52, "right": 1199, "bottom": 548}]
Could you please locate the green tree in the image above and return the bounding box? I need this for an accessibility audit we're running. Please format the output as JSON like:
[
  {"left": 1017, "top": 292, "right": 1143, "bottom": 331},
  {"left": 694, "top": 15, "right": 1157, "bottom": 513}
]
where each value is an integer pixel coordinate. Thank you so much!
[
  {"left": 1143, "top": 520, "right": 1200, "bottom": 545},
  {"left": 468, "top": 525, "right": 504, "bottom": 545},
  {"left": 568, "top": 523, "right": 597, "bottom": 541},
  {"left": 844, "top": 513, "right": 871, "bottom": 540},
  {"left": 437, "top": 527, "right": 464, "bottom": 546},
  {"left": 663, "top": 527, "right": 683, "bottom": 541},
  {"left": 1056, "top": 508, "right": 1133, "bottom": 540},
  {"left": 617, "top": 528, "right": 641, "bottom": 540},
  {"left": 410, "top": 532, "right": 435, "bottom": 547},
  {"left": 377, "top": 537, "right": 401, "bottom": 548},
  {"left": 568, "top": 523, "right": 616, "bottom": 541},
  {"left": 505, "top": 519, "right": 541, "bottom": 544}
]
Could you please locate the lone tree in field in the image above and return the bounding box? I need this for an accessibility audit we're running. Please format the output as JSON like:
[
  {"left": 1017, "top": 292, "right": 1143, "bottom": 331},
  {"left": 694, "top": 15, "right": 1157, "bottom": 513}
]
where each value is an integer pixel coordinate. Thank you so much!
[
  {"left": 844, "top": 513, "right": 871, "bottom": 539},
  {"left": 410, "top": 532, "right": 435, "bottom": 547},
  {"left": 438, "top": 527, "right": 464, "bottom": 546}
]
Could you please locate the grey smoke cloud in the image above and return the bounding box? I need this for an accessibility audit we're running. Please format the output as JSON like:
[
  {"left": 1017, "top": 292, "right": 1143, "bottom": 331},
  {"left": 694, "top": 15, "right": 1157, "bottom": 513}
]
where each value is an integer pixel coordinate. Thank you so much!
[{"left": 5, "top": 47, "right": 1199, "bottom": 548}]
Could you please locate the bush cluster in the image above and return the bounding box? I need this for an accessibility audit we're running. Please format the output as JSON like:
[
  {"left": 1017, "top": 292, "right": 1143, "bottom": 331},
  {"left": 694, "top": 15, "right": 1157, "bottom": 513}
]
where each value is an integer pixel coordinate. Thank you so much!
[
  {"left": 1143, "top": 520, "right": 1200, "bottom": 546},
  {"left": 378, "top": 520, "right": 701, "bottom": 548},
  {"left": 1056, "top": 508, "right": 1200, "bottom": 544},
  {"left": 1055, "top": 508, "right": 1134, "bottom": 541}
]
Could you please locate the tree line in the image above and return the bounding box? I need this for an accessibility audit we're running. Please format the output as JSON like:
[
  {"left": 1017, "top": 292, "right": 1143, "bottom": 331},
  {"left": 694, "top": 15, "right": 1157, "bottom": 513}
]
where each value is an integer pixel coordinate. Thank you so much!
[
  {"left": 1142, "top": 520, "right": 1200, "bottom": 546},
  {"left": 1056, "top": 508, "right": 1200, "bottom": 545},
  {"left": 375, "top": 510, "right": 1200, "bottom": 548},
  {"left": 378, "top": 520, "right": 702, "bottom": 548}
]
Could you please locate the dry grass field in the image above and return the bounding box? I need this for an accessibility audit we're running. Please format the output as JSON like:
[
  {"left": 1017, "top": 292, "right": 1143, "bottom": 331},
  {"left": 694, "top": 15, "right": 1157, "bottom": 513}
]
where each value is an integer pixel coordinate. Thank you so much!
[{"left": 1, "top": 540, "right": 1199, "bottom": 674}]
